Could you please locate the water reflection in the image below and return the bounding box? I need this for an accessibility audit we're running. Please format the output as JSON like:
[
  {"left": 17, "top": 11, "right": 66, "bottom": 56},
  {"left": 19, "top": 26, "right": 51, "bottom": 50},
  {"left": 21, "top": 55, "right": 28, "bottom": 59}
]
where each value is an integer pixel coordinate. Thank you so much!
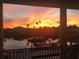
[{"left": 4, "top": 37, "right": 59, "bottom": 50}]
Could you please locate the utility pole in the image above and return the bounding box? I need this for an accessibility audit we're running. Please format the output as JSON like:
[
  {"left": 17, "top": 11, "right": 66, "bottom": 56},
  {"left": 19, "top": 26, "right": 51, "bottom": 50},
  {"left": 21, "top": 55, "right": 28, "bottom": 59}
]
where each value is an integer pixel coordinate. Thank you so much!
[{"left": 0, "top": 1, "right": 3, "bottom": 59}]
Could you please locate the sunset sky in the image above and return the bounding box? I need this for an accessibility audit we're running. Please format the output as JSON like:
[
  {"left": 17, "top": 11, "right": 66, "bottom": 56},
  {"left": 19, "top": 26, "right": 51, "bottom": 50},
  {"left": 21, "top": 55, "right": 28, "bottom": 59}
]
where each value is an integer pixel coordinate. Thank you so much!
[{"left": 3, "top": 3, "right": 79, "bottom": 29}]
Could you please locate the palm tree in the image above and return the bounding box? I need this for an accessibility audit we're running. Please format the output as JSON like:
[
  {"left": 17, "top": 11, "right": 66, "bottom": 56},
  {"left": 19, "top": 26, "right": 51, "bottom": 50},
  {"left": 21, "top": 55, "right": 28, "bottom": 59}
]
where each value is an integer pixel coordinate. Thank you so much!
[
  {"left": 36, "top": 22, "right": 38, "bottom": 25},
  {"left": 33, "top": 26, "right": 35, "bottom": 29},
  {"left": 26, "top": 24, "right": 30, "bottom": 28},
  {"left": 39, "top": 20, "right": 41, "bottom": 23}
]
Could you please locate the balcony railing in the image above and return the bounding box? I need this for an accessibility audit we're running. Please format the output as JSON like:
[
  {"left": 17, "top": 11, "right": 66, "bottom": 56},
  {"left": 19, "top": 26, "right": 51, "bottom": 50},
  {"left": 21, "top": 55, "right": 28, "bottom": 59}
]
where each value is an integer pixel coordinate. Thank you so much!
[{"left": 3, "top": 46, "right": 79, "bottom": 59}]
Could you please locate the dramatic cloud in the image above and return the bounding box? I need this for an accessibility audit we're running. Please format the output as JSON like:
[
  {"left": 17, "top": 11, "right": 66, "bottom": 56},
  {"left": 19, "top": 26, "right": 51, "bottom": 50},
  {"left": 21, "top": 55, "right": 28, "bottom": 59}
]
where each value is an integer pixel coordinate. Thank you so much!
[{"left": 3, "top": 3, "right": 79, "bottom": 28}]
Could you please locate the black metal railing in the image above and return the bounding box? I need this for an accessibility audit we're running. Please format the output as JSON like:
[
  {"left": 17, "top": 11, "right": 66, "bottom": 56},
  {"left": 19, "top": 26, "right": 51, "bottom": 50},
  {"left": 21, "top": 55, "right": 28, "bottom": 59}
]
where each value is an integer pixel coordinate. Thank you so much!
[
  {"left": 3, "top": 46, "right": 79, "bottom": 59},
  {"left": 31, "top": 47, "right": 60, "bottom": 59},
  {"left": 3, "top": 46, "right": 60, "bottom": 59}
]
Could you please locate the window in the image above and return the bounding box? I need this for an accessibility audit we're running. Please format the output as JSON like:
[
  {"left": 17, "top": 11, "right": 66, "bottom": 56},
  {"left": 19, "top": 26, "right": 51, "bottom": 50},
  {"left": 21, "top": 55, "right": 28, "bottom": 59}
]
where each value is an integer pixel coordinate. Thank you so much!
[
  {"left": 67, "top": 9, "right": 79, "bottom": 45},
  {"left": 3, "top": 3, "right": 60, "bottom": 50}
]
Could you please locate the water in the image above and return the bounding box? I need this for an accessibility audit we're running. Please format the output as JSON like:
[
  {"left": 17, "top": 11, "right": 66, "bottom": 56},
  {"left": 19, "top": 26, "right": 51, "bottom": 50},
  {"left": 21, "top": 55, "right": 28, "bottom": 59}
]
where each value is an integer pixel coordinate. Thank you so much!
[{"left": 4, "top": 38, "right": 32, "bottom": 50}]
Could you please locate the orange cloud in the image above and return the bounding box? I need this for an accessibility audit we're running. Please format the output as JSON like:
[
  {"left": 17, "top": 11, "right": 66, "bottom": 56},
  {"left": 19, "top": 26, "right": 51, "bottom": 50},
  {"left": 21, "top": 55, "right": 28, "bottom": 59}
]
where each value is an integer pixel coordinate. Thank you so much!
[
  {"left": 3, "top": 4, "right": 79, "bottom": 29},
  {"left": 67, "top": 16, "right": 79, "bottom": 27},
  {"left": 3, "top": 17, "right": 59, "bottom": 29},
  {"left": 4, "top": 15, "right": 79, "bottom": 29}
]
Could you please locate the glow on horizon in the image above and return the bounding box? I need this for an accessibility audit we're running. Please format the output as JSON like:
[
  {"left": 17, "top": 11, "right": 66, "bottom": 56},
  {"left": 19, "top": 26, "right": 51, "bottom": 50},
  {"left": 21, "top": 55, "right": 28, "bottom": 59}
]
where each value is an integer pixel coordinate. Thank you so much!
[{"left": 3, "top": 3, "right": 79, "bottom": 29}]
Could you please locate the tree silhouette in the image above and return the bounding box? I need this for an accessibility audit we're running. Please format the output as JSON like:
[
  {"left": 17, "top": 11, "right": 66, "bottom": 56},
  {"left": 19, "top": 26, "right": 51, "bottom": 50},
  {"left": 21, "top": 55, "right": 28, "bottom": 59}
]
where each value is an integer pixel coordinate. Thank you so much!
[
  {"left": 27, "top": 37, "right": 46, "bottom": 47},
  {"left": 67, "top": 25, "right": 79, "bottom": 45},
  {"left": 26, "top": 24, "right": 30, "bottom": 28},
  {"left": 39, "top": 20, "right": 41, "bottom": 23},
  {"left": 36, "top": 22, "right": 38, "bottom": 26}
]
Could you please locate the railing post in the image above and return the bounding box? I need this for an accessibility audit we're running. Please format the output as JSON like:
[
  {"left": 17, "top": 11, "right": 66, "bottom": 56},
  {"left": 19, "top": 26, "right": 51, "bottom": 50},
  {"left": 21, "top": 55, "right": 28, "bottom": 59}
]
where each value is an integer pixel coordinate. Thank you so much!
[
  {"left": 60, "top": 6, "right": 68, "bottom": 59},
  {"left": 0, "top": 1, "right": 3, "bottom": 59}
]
